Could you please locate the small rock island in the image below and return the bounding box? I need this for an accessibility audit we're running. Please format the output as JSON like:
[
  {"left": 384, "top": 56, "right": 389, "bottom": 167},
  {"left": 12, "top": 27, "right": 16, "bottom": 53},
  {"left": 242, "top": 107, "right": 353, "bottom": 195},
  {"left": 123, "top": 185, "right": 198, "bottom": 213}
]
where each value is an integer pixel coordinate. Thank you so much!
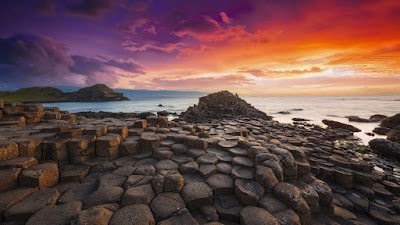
[{"left": 0, "top": 84, "right": 129, "bottom": 103}]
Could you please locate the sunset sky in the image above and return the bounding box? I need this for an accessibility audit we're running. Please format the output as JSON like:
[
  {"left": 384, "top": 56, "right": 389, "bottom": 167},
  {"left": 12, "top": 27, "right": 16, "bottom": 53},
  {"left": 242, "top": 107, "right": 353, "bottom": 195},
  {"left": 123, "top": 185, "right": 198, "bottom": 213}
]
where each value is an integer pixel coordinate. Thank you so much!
[{"left": 0, "top": 0, "right": 400, "bottom": 95}]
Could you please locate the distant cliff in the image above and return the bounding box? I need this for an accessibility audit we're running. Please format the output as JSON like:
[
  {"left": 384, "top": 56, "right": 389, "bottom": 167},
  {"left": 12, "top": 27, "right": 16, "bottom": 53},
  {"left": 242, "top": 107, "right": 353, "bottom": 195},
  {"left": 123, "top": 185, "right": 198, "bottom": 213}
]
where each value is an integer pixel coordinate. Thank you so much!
[{"left": 0, "top": 84, "right": 129, "bottom": 103}]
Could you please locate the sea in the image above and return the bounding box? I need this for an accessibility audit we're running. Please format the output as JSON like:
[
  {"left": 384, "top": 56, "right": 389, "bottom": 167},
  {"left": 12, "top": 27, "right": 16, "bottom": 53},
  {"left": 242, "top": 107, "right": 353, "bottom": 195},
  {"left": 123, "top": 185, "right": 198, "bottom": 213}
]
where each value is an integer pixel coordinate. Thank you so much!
[{"left": 43, "top": 90, "right": 400, "bottom": 145}]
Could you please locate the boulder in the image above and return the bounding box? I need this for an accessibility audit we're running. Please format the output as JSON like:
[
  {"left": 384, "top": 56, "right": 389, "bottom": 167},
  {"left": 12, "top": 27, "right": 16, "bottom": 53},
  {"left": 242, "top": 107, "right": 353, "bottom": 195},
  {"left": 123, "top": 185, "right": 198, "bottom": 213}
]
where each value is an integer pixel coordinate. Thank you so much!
[
  {"left": 322, "top": 119, "right": 361, "bottom": 132},
  {"left": 369, "top": 138, "right": 400, "bottom": 160},
  {"left": 369, "top": 114, "right": 387, "bottom": 122},
  {"left": 387, "top": 126, "right": 400, "bottom": 144},
  {"left": 380, "top": 113, "right": 400, "bottom": 128},
  {"left": 157, "top": 209, "right": 198, "bottom": 225}
]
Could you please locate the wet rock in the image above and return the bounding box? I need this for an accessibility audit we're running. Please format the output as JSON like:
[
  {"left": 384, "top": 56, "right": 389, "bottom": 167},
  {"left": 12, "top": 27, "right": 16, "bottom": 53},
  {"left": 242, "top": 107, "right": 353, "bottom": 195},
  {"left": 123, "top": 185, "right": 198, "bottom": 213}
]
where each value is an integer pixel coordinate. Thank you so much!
[
  {"left": 182, "top": 182, "right": 213, "bottom": 210},
  {"left": 345, "top": 191, "right": 369, "bottom": 212},
  {"left": 240, "top": 206, "right": 279, "bottom": 225},
  {"left": 387, "top": 126, "right": 400, "bottom": 144},
  {"left": 109, "top": 204, "right": 155, "bottom": 225},
  {"left": 234, "top": 179, "right": 265, "bottom": 206},
  {"left": 380, "top": 113, "right": 400, "bottom": 129},
  {"left": 369, "top": 138, "right": 400, "bottom": 160},
  {"left": 373, "top": 127, "right": 390, "bottom": 135},
  {"left": 26, "top": 201, "right": 82, "bottom": 225},
  {"left": 369, "top": 114, "right": 387, "bottom": 122},
  {"left": 322, "top": 119, "right": 361, "bottom": 132}
]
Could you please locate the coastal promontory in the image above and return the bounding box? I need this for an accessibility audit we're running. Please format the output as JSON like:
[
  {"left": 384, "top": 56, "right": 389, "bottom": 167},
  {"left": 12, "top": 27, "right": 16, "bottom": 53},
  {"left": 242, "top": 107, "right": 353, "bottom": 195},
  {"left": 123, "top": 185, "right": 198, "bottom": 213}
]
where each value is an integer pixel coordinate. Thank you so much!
[{"left": 0, "top": 84, "right": 129, "bottom": 103}]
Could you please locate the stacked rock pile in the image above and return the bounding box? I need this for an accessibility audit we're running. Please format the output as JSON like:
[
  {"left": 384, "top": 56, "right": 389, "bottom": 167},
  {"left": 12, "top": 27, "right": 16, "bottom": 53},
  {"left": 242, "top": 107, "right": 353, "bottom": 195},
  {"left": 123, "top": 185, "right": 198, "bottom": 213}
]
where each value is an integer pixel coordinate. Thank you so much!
[
  {"left": 0, "top": 99, "right": 399, "bottom": 224},
  {"left": 180, "top": 91, "right": 272, "bottom": 123},
  {"left": 0, "top": 100, "right": 76, "bottom": 129}
]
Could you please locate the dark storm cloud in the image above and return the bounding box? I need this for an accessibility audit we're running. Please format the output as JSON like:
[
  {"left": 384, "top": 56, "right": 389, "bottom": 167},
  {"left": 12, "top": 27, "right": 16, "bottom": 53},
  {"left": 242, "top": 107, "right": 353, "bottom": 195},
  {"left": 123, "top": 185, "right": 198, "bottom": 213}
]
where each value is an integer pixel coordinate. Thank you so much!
[
  {"left": 0, "top": 34, "right": 144, "bottom": 89},
  {"left": 0, "top": 34, "right": 74, "bottom": 86},
  {"left": 65, "top": 0, "right": 121, "bottom": 17}
]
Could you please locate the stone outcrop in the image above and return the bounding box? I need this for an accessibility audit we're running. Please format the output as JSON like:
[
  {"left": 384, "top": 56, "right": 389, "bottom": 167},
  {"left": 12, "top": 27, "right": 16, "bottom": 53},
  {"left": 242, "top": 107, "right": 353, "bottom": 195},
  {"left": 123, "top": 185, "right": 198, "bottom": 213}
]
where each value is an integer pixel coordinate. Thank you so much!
[
  {"left": 0, "top": 84, "right": 129, "bottom": 103},
  {"left": 322, "top": 119, "right": 361, "bottom": 132},
  {"left": 369, "top": 138, "right": 400, "bottom": 160},
  {"left": 180, "top": 91, "right": 271, "bottom": 122},
  {"left": 381, "top": 113, "right": 400, "bottom": 129}
]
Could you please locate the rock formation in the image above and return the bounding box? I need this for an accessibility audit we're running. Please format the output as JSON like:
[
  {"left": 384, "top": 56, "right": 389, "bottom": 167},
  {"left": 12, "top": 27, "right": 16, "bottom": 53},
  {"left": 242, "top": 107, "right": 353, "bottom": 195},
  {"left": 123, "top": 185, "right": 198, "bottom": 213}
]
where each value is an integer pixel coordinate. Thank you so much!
[
  {"left": 0, "top": 84, "right": 129, "bottom": 103},
  {"left": 322, "top": 119, "right": 361, "bottom": 132},
  {"left": 0, "top": 97, "right": 400, "bottom": 225},
  {"left": 180, "top": 91, "right": 271, "bottom": 122}
]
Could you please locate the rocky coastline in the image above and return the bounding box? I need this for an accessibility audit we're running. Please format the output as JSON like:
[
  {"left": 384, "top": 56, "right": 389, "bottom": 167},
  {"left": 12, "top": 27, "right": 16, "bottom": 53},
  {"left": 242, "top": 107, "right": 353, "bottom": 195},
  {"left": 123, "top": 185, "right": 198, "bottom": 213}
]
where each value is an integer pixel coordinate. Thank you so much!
[
  {"left": 1, "top": 92, "right": 400, "bottom": 225},
  {"left": 0, "top": 84, "right": 129, "bottom": 103}
]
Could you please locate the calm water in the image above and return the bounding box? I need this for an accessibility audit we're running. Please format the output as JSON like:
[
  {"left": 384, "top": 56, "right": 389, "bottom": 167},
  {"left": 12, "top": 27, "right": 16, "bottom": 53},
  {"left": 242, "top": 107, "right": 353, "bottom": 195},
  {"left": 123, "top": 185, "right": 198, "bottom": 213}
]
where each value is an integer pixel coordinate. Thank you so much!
[{"left": 43, "top": 92, "right": 400, "bottom": 145}]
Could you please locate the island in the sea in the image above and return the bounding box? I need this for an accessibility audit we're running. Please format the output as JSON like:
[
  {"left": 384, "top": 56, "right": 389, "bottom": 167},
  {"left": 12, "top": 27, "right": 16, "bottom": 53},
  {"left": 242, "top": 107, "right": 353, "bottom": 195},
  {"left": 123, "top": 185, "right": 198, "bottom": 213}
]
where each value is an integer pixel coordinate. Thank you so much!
[{"left": 0, "top": 84, "right": 129, "bottom": 103}]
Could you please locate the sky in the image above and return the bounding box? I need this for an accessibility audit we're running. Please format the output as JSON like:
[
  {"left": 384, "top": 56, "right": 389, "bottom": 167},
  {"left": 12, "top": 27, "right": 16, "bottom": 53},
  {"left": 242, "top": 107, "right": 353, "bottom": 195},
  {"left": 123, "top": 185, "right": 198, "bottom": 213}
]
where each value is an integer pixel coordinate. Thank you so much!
[{"left": 0, "top": 0, "right": 400, "bottom": 95}]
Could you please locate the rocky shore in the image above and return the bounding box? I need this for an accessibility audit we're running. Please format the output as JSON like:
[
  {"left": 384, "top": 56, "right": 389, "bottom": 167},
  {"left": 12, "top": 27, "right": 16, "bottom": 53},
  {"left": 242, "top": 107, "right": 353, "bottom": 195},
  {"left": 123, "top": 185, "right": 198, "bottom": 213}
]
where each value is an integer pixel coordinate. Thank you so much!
[{"left": 1, "top": 92, "right": 400, "bottom": 225}]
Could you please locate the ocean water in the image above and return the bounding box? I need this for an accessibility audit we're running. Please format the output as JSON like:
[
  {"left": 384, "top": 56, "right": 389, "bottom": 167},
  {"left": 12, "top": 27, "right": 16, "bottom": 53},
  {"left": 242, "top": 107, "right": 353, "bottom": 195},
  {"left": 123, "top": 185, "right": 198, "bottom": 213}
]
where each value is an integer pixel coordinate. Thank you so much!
[{"left": 43, "top": 92, "right": 400, "bottom": 145}]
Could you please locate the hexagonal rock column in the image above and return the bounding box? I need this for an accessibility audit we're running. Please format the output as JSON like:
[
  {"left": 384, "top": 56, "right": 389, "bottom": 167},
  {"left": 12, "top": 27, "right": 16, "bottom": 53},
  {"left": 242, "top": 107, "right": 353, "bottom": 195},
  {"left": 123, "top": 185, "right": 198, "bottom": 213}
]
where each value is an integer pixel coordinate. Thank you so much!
[
  {"left": 273, "top": 182, "right": 311, "bottom": 225},
  {"left": 234, "top": 179, "right": 265, "bottom": 206},
  {"left": 42, "top": 138, "right": 70, "bottom": 164},
  {"left": 67, "top": 135, "right": 96, "bottom": 164},
  {"left": 140, "top": 133, "right": 160, "bottom": 154},
  {"left": 0, "top": 168, "right": 21, "bottom": 192},
  {"left": 240, "top": 206, "right": 280, "bottom": 225},
  {"left": 96, "top": 134, "right": 121, "bottom": 159},
  {"left": 119, "top": 139, "right": 139, "bottom": 156},
  {"left": 108, "top": 126, "right": 128, "bottom": 139},
  {"left": 19, "top": 163, "right": 59, "bottom": 189},
  {"left": 109, "top": 204, "right": 155, "bottom": 225},
  {"left": 0, "top": 142, "right": 19, "bottom": 161},
  {"left": 181, "top": 182, "right": 213, "bottom": 210},
  {"left": 14, "top": 137, "right": 44, "bottom": 160}
]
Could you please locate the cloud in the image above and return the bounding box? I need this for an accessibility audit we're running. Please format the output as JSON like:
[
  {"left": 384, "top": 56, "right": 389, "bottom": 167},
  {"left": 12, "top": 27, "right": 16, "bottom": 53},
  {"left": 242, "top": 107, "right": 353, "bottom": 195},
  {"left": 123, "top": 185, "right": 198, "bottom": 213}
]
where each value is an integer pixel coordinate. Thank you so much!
[
  {"left": 175, "top": 17, "right": 221, "bottom": 36},
  {"left": 239, "top": 67, "right": 324, "bottom": 78},
  {"left": 0, "top": 34, "right": 145, "bottom": 89},
  {"left": 150, "top": 74, "right": 253, "bottom": 90},
  {"left": 65, "top": 0, "right": 121, "bottom": 17},
  {"left": 123, "top": 40, "right": 182, "bottom": 52},
  {"left": 220, "top": 11, "right": 231, "bottom": 24}
]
